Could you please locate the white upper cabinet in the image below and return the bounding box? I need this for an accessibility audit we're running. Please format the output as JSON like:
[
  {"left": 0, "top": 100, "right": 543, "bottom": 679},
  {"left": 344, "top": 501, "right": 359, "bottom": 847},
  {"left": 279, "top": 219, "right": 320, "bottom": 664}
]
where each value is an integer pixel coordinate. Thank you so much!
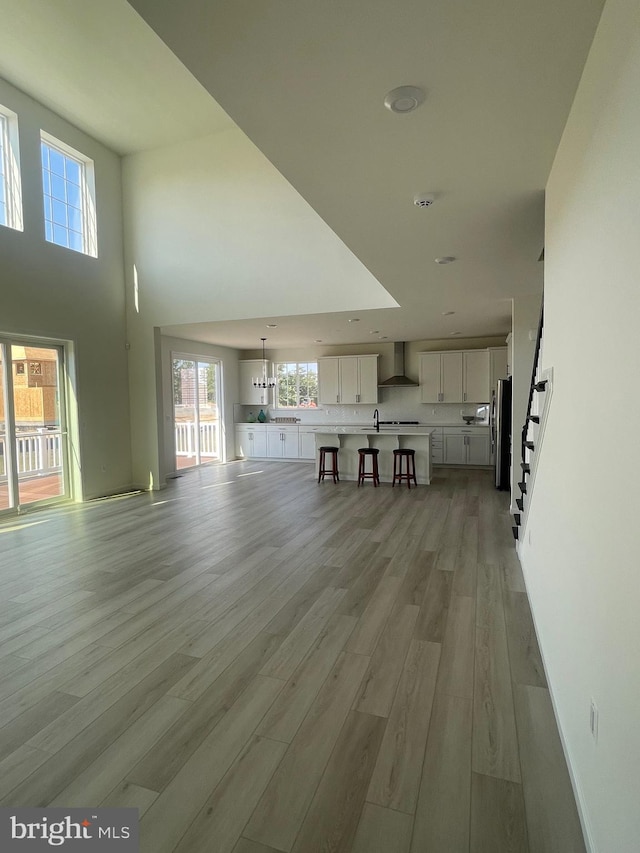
[
  {"left": 419, "top": 353, "right": 443, "bottom": 403},
  {"left": 317, "top": 358, "right": 340, "bottom": 404},
  {"left": 420, "top": 349, "right": 491, "bottom": 404},
  {"left": 442, "top": 352, "right": 464, "bottom": 402},
  {"left": 419, "top": 351, "right": 463, "bottom": 403},
  {"left": 339, "top": 357, "right": 359, "bottom": 403},
  {"left": 463, "top": 350, "right": 490, "bottom": 402},
  {"left": 318, "top": 355, "right": 378, "bottom": 405}
]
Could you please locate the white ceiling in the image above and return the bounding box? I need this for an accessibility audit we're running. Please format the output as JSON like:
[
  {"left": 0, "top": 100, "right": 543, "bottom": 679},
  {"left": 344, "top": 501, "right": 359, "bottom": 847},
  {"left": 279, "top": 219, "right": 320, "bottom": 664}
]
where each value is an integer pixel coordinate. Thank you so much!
[
  {"left": 0, "top": 0, "right": 605, "bottom": 348},
  {"left": 0, "top": 0, "right": 231, "bottom": 154}
]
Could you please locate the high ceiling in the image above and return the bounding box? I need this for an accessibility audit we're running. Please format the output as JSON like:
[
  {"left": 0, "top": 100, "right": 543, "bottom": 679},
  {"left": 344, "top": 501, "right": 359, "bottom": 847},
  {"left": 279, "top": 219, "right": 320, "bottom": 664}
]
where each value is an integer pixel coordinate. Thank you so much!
[{"left": 0, "top": 0, "right": 605, "bottom": 348}]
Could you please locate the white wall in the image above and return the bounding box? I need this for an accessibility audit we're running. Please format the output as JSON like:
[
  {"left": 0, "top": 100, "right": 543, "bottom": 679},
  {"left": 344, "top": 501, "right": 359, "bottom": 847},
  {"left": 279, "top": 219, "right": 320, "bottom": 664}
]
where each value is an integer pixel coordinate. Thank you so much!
[
  {"left": 519, "top": 0, "right": 640, "bottom": 848},
  {"left": 122, "top": 127, "right": 396, "bottom": 488},
  {"left": 160, "top": 335, "right": 239, "bottom": 476},
  {"left": 0, "top": 77, "right": 131, "bottom": 500}
]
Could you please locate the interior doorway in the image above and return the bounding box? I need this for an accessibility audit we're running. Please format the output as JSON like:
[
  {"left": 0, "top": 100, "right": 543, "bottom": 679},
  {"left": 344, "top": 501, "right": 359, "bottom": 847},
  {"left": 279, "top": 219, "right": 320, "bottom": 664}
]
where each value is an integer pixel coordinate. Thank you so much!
[
  {"left": 0, "top": 338, "right": 69, "bottom": 513},
  {"left": 172, "top": 355, "right": 222, "bottom": 471}
]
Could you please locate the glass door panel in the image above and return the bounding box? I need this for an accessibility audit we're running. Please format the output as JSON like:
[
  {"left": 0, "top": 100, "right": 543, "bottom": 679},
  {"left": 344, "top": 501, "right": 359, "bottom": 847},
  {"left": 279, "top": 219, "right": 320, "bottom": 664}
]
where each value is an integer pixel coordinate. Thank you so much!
[
  {"left": 197, "top": 361, "right": 220, "bottom": 464},
  {"left": 172, "top": 356, "right": 221, "bottom": 470},
  {"left": 0, "top": 345, "right": 11, "bottom": 510},
  {"left": 11, "top": 344, "right": 65, "bottom": 505}
]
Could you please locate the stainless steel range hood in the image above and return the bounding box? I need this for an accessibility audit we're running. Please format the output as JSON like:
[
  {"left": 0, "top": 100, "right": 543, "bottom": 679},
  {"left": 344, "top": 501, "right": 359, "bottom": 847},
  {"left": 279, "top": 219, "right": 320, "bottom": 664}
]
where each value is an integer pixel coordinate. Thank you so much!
[{"left": 378, "top": 342, "right": 418, "bottom": 387}]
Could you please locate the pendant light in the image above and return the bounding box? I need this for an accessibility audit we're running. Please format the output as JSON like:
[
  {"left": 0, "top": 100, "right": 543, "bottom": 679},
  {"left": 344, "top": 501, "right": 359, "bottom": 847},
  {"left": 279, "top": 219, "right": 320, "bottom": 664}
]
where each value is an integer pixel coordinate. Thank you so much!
[{"left": 252, "top": 338, "right": 277, "bottom": 389}]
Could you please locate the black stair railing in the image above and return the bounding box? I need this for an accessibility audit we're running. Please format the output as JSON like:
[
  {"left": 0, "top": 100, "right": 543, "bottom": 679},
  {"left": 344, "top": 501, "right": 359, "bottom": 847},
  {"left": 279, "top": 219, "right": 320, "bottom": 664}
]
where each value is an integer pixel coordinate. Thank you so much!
[{"left": 513, "top": 299, "right": 545, "bottom": 540}]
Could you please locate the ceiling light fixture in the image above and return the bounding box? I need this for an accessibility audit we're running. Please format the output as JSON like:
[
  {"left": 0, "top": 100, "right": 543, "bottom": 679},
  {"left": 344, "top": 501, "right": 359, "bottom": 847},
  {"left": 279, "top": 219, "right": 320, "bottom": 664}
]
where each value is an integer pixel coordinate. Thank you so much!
[
  {"left": 442, "top": 311, "right": 455, "bottom": 316},
  {"left": 369, "top": 330, "right": 379, "bottom": 335},
  {"left": 450, "top": 331, "right": 461, "bottom": 336},
  {"left": 266, "top": 324, "right": 277, "bottom": 328},
  {"left": 384, "top": 85, "right": 425, "bottom": 114},
  {"left": 348, "top": 318, "right": 360, "bottom": 323},
  {"left": 252, "top": 338, "right": 276, "bottom": 389},
  {"left": 435, "top": 256, "right": 456, "bottom": 264}
]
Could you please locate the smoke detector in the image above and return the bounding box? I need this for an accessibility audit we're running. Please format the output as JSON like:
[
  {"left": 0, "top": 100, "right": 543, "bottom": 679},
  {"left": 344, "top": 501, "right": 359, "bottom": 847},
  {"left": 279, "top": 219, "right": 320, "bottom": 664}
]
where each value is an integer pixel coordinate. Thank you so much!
[{"left": 414, "top": 193, "right": 435, "bottom": 208}]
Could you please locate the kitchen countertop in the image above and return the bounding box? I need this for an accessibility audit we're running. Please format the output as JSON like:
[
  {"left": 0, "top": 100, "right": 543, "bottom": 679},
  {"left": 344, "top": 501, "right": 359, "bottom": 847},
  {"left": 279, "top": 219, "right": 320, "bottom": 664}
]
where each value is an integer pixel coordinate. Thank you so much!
[
  {"left": 310, "top": 425, "right": 435, "bottom": 435},
  {"left": 238, "top": 422, "right": 489, "bottom": 430}
]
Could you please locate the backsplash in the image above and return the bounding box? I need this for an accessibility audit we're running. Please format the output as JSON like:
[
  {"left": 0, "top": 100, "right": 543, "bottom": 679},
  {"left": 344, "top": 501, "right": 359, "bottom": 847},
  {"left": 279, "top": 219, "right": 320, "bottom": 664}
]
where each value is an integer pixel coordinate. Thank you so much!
[{"left": 236, "top": 386, "right": 489, "bottom": 425}]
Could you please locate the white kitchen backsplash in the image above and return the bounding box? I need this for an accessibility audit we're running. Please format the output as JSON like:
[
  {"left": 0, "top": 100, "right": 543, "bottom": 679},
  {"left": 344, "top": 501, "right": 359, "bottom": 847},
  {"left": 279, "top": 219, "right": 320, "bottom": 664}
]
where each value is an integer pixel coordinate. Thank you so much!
[{"left": 237, "top": 386, "right": 489, "bottom": 425}]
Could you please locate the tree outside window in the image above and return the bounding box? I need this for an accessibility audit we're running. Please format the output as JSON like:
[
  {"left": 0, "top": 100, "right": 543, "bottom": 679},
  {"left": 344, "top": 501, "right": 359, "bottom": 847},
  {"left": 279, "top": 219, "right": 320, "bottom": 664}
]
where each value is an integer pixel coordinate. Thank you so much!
[{"left": 276, "top": 362, "right": 318, "bottom": 408}]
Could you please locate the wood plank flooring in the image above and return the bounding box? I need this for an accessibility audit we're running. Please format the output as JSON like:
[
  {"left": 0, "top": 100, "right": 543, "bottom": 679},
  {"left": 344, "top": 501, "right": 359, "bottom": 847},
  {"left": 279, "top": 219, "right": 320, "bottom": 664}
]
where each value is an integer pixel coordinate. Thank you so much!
[{"left": 0, "top": 460, "right": 585, "bottom": 852}]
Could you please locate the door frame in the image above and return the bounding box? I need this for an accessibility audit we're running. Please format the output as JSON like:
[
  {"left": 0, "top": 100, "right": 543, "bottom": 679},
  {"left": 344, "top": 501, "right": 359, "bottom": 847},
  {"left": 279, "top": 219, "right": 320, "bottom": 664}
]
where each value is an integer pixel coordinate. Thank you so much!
[
  {"left": 0, "top": 334, "right": 73, "bottom": 516},
  {"left": 171, "top": 352, "right": 224, "bottom": 471}
]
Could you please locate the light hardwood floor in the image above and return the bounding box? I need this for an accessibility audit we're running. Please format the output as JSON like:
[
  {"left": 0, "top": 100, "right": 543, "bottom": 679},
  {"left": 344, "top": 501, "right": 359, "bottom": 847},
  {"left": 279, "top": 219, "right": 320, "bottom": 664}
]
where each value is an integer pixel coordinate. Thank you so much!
[{"left": 0, "top": 460, "right": 585, "bottom": 852}]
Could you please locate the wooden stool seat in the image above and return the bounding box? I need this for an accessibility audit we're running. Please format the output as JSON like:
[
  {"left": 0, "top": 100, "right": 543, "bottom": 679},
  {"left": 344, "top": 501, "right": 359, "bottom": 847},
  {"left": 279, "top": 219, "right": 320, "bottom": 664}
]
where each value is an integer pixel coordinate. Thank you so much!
[
  {"left": 392, "top": 448, "right": 417, "bottom": 488},
  {"left": 357, "top": 447, "right": 380, "bottom": 487},
  {"left": 318, "top": 446, "right": 340, "bottom": 483}
]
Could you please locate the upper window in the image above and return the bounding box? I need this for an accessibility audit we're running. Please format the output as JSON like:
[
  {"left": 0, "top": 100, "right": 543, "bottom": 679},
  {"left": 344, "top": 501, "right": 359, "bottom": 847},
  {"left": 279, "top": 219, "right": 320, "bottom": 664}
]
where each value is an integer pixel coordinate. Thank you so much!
[
  {"left": 0, "top": 105, "right": 24, "bottom": 231},
  {"left": 276, "top": 361, "right": 318, "bottom": 408},
  {"left": 41, "top": 132, "right": 97, "bottom": 257}
]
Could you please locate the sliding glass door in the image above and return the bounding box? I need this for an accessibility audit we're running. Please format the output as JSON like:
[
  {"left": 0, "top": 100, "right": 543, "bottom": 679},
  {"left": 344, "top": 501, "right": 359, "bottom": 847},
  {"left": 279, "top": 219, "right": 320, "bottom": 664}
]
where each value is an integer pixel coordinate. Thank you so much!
[
  {"left": 172, "top": 356, "right": 222, "bottom": 470},
  {"left": 0, "top": 338, "right": 69, "bottom": 512}
]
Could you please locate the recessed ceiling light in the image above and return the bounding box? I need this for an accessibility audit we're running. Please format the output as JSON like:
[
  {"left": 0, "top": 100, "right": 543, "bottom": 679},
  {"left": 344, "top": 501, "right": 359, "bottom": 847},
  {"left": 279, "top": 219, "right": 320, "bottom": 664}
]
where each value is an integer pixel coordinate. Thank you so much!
[
  {"left": 379, "top": 336, "right": 388, "bottom": 340},
  {"left": 369, "top": 330, "right": 379, "bottom": 335},
  {"left": 314, "top": 339, "right": 323, "bottom": 343},
  {"left": 450, "top": 331, "right": 461, "bottom": 336},
  {"left": 266, "top": 324, "right": 277, "bottom": 328},
  {"left": 384, "top": 86, "right": 425, "bottom": 114},
  {"left": 348, "top": 318, "right": 360, "bottom": 323},
  {"left": 442, "top": 311, "right": 455, "bottom": 316},
  {"left": 435, "top": 256, "right": 456, "bottom": 265}
]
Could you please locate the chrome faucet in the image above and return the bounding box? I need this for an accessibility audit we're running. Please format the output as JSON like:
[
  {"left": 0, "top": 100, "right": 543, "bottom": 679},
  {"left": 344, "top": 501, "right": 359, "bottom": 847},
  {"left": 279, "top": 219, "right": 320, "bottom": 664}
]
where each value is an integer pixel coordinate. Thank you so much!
[{"left": 373, "top": 409, "right": 380, "bottom": 432}]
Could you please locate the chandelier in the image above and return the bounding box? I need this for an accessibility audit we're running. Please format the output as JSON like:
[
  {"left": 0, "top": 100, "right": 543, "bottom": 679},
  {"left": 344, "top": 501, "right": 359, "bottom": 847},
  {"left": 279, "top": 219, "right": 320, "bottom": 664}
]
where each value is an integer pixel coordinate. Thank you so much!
[{"left": 253, "top": 337, "right": 277, "bottom": 389}]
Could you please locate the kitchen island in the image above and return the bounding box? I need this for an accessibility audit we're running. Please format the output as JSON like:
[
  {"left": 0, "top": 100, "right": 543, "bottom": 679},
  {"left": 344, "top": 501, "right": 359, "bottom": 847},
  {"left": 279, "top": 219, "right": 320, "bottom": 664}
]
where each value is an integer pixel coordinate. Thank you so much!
[{"left": 310, "top": 425, "right": 434, "bottom": 484}]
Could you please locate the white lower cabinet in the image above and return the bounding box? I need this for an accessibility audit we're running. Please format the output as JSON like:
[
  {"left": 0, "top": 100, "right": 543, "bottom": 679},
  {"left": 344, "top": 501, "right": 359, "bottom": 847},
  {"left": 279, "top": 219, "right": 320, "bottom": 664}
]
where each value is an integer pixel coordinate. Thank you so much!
[
  {"left": 443, "top": 434, "right": 467, "bottom": 465},
  {"left": 236, "top": 424, "right": 312, "bottom": 460},
  {"left": 235, "top": 425, "right": 267, "bottom": 458},
  {"left": 266, "top": 425, "right": 299, "bottom": 459},
  {"left": 442, "top": 427, "right": 490, "bottom": 466},
  {"left": 299, "top": 428, "right": 317, "bottom": 460},
  {"left": 430, "top": 428, "right": 444, "bottom": 464}
]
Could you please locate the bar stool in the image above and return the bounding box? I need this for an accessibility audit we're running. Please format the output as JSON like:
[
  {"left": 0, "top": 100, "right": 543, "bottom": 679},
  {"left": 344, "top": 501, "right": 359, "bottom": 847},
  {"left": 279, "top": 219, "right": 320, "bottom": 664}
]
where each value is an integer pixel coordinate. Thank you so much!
[
  {"left": 393, "top": 448, "right": 417, "bottom": 488},
  {"left": 318, "top": 446, "right": 340, "bottom": 483},
  {"left": 357, "top": 447, "right": 380, "bottom": 487}
]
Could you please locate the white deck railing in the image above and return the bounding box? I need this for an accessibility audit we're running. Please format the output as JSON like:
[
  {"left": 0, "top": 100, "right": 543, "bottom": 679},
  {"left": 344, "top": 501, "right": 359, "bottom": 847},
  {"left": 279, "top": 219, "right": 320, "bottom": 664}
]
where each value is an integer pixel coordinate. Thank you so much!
[
  {"left": 0, "top": 421, "right": 220, "bottom": 484},
  {"left": 0, "top": 431, "right": 63, "bottom": 481},
  {"left": 174, "top": 421, "right": 219, "bottom": 459}
]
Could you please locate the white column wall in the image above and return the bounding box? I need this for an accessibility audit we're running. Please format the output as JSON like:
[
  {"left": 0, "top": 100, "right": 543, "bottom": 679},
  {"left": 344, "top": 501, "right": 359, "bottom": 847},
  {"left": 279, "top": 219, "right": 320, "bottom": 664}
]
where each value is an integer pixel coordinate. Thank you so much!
[
  {"left": 519, "top": 0, "right": 640, "bottom": 849},
  {"left": 160, "top": 335, "right": 239, "bottom": 477}
]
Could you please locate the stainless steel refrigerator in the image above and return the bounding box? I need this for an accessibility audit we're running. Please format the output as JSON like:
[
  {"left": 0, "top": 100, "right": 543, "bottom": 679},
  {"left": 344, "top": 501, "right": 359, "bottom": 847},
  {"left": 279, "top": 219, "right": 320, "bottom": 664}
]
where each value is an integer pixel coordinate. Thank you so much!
[{"left": 492, "top": 376, "right": 512, "bottom": 490}]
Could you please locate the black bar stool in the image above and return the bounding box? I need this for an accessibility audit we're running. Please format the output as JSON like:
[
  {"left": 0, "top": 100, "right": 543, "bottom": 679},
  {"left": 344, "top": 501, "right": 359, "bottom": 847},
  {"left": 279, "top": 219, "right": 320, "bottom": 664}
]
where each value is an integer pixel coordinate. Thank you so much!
[
  {"left": 357, "top": 447, "right": 380, "bottom": 487},
  {"left": 318, "top": 446, "right": 340, "bottom": 483},
  {"left": 393, "top": 448, "right": 417, "bottom": 488}
]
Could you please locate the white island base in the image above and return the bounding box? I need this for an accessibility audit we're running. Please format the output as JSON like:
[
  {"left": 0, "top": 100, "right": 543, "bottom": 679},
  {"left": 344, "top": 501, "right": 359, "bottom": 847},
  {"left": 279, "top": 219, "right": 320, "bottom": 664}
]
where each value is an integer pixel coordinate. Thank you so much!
[{"left": 313, "top": 427, "right": 433, "bottom": 485}]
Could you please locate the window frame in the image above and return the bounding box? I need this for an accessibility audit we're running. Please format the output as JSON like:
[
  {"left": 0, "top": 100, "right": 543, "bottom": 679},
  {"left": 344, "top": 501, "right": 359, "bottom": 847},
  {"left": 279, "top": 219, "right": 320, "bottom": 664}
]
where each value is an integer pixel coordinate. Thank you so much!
[
  {"left": 40, "top": 130, "right": 97, "bottom": 257},
  {"left": 275, "top": 361, "right": 319, "bottom": 409},
  {"left": 0, "top": 104, "right": 24, "bottom": 232}
]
